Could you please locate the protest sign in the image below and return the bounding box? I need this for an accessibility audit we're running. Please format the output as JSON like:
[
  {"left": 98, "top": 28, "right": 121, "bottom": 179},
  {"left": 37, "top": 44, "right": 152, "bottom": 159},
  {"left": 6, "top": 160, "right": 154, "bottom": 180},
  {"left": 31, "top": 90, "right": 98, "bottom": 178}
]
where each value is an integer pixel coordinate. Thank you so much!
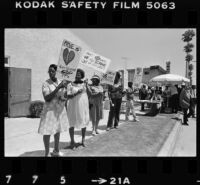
[
  {"left": 80, "top": 51, "right": 111, "bottom": 73},
  {"left": 56, "top": 40, "right": 82, "bottom": 81},
  {"left": 133, "top": 67, "right": 143, "bottom": 88},
  {"left": 100, "top": 70, "right": 116, "bottom": 85}
]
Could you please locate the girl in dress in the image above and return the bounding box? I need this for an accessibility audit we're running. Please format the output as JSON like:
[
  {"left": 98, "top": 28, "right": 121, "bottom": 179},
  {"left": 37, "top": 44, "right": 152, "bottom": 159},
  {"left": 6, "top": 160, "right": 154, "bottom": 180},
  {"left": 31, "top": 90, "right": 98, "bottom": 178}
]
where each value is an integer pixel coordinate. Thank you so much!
[
  {"left": 66, "top": 69, "right": 90, "bottom": 149},
  {"left": 38, "top": 64, "right": 69, "bottom": 157}
]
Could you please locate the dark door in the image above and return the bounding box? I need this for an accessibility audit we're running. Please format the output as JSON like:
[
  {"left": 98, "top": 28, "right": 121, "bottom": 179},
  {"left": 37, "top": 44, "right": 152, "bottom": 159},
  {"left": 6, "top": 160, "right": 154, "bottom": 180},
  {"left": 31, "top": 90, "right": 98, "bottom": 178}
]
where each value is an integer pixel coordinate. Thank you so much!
[
  {"left": 4, "top": 67, "right": 8, "bottom": 116},
  {"left": 8, "top": 67, "right": 31, "bottom": 117}
]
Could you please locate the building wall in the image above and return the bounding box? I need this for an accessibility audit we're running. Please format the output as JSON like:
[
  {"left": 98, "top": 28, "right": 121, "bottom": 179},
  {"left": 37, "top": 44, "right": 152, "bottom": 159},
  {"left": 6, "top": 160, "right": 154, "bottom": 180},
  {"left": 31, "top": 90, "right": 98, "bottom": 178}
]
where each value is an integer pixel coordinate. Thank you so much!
[
  {"left": 5, "top": 29, "right": 93, "bottom": 101},
  {"left": 127, "top": 66, "right": 166, "bottom": 86}
]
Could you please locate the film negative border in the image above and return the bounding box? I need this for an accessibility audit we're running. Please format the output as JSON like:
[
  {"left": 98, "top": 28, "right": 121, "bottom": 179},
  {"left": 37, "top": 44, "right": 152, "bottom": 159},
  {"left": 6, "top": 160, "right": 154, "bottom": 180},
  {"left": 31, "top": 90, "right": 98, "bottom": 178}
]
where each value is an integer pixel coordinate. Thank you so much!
[{"left": 0, "top": 0, "right": 200, "bottom": 185}]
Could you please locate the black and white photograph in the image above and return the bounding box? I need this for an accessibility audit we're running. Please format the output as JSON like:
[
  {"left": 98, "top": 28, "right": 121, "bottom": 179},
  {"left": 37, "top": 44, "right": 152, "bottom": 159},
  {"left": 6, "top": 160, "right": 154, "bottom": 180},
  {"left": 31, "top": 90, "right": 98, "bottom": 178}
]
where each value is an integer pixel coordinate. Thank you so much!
[{"left": 4, "top": 28, "right": 196, "bottom": 157}]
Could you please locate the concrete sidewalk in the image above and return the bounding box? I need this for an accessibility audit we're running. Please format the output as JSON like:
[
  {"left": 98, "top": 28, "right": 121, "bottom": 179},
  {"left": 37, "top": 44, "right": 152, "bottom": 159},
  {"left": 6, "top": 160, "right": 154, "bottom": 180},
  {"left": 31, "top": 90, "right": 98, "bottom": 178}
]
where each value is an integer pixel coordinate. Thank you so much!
[
  {"left": 172, "top": 117, "right": 196, "bottom": 156},
  {"left": 4, "top": 108, "right": 196, "bottom": 157}
]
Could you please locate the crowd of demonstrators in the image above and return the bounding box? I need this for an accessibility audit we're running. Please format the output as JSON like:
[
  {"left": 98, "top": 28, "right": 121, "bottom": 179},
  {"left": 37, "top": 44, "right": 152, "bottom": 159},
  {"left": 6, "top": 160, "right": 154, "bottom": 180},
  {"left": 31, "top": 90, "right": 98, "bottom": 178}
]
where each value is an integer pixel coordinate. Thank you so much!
[
  {"left": 106, "top": 72, "right": 126, "bottom": 131},
  {"left": 125, "top": 82, "right": 139, "bottom": 122},
  {"left": 38, "top": 64, "right": 196, "bottom": 156}
]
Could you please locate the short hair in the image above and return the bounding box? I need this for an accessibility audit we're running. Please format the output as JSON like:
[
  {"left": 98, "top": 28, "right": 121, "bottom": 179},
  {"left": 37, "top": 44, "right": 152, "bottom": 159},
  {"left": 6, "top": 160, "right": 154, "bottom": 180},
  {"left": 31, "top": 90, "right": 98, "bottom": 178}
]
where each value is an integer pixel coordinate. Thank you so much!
[
  {"left": 128, "top": 82, "right": 133, "bottom": 87},
  {"left": 49, "top": 64, "right": 57, "bottom": 71},
  {"left": 76, "top": 68, "right": 85, "bottom": 79},
  {"left": 115, "top": 71, "right": 121, "bottom": 79}
]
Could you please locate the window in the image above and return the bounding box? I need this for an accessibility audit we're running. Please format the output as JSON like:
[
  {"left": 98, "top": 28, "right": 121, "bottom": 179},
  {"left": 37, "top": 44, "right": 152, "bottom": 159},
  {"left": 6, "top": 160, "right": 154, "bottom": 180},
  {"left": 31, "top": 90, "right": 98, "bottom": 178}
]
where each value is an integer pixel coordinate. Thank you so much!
[{"left": 5, "top": 56, "right": 10, "bottom": 67}]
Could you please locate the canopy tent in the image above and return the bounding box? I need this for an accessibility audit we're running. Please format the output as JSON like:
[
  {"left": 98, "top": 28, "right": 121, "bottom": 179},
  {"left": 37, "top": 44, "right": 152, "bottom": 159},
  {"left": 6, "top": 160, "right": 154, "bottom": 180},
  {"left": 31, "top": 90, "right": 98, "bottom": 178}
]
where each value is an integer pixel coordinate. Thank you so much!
[{"left": 149, "top": 74, "right": 190, "bottom": 85}]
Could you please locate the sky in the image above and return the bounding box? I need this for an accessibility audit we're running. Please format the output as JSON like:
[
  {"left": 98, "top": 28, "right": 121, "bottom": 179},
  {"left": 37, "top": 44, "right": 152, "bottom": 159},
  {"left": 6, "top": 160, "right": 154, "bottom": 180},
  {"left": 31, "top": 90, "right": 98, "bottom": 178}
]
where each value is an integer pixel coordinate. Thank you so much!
[{"left": 70, "top": 29, "right": 196, "bottom": 83}]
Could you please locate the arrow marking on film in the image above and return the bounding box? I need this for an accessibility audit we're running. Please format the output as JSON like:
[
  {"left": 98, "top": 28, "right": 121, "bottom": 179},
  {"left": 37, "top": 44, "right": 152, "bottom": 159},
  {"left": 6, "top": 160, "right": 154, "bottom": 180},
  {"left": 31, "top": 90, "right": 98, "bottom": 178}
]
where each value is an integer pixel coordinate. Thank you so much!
[{"left": 91, "top": 178, "right": 107, "bottom": 184}]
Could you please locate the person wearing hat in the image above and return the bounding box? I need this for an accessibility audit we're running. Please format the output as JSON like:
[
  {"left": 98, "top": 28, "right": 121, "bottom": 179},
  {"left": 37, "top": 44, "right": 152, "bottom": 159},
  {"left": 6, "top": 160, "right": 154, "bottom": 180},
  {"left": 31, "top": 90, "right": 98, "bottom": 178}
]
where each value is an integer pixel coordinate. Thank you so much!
[
  {"left": 179, "top": 85, "right": 191, "bottom": 125},
  {"left": 87, "top": 75, "right": 104, "bottom": 135}
]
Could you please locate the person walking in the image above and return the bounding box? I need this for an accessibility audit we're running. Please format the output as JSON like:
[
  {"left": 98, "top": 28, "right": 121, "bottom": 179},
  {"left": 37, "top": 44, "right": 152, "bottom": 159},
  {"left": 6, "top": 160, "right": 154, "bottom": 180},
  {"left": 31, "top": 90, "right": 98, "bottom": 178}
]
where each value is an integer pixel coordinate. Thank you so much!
[
  {"left": 125, "top": 82, "right": 139, "bottom": 122},
  {"left": 139, "top": 84, "right": 148, "bottom": 111},
  {"left": 87, "top": 75, "right": 104, "bottom": 136},
  {"left": 38, "top": 64, "right": 69, "bottom": 157},
  {"left": 65, "top": 69, "right": 90, "bottom": 149},
  {"left": 179, "top": 85, "right": 191, "bottom": 125},
  {"left": 107, "top": 71, "right": 125, "bottom": 130}
]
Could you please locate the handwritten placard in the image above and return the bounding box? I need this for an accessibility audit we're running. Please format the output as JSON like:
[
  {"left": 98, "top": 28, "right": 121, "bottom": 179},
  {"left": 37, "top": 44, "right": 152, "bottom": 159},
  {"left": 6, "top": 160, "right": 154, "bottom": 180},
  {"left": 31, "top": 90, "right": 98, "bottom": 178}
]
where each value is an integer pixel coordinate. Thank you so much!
[
  {"left": 100, "top": 70, "right": 116, "bottom": 85},
  {"left": 57, "top": 40, "right": 82, "bottom": 81},
  {"left": 80, "top": 51, "right": 111, "bottom": 73}
]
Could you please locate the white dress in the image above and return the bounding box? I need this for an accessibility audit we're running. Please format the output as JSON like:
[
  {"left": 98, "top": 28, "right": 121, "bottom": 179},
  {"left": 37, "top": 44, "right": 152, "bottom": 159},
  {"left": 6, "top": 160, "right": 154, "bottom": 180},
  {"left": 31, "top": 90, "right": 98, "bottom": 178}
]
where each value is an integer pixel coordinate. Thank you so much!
[
  {"left": 66, "top": 82, "right": 90, "bottom": 129},
  {"left": 38, "top": 79, "right": 69, "bottom": 135}
]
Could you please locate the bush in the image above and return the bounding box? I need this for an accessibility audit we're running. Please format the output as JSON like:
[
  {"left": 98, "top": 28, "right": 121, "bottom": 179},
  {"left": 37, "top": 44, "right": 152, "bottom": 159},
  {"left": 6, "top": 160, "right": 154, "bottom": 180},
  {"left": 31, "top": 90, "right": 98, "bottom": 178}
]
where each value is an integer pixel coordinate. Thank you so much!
[{"left": 29, "top": 100, "right": 44, "bottom": 118}]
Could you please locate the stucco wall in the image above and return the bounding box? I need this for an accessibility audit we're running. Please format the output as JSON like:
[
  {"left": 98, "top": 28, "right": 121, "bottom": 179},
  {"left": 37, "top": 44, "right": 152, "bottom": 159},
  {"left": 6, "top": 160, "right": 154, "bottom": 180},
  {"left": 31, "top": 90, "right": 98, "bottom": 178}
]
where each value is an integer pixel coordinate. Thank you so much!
[{"left": 5, "top": 29, "right": 93, "bottom": 101}]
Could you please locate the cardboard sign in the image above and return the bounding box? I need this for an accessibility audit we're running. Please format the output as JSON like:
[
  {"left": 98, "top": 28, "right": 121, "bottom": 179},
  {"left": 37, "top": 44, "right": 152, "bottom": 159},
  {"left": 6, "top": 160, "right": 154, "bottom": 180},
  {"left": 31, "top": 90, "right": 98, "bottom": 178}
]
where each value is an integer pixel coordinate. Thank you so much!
[
  {"left": 100, "top": 70, "right": 116, "bottom": 85},
  {"left": 133, "top": 67, "right": 143, "bottom": 88},
  {"left": 56, "top": 40, "right": 82, "bottom": 81},
  {"left": 80, "top": 51, "right": 111, "bottom": 73}
]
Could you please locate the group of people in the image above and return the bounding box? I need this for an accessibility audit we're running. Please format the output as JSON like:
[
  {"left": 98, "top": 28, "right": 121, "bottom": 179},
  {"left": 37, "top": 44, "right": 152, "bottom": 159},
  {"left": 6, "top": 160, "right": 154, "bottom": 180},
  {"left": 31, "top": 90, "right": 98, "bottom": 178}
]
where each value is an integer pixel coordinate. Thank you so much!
[
  {"left": 38, "top": 64, "right": 196, "bottom": 157},
  {"left": 38, "top": 64, "right": 139, "bottom": 157},
  {"left": 138, "top": 83, "right": 196, "bottom": 124}
]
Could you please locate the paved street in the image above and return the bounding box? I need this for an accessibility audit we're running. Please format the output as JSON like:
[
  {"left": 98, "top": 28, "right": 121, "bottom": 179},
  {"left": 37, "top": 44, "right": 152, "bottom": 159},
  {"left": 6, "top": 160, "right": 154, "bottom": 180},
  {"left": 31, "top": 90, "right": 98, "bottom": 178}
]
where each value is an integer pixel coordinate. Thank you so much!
[{"left": 4, "top": 107, "right": 196, "bottom": 157}]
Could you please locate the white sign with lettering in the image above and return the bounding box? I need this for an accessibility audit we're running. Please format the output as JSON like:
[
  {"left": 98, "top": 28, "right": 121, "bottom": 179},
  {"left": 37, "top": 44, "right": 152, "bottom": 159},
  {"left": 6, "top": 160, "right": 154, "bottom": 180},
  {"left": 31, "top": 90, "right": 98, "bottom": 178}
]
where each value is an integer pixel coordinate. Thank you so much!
[
  {"left": 100, "top": 70, "right": 116, "bottom": 85},
  {"left": 57, "top": 40, "right": 82, "bottom": 81},
  {"left": 80, "top": 51, "right": 111, "bottom": 73}
]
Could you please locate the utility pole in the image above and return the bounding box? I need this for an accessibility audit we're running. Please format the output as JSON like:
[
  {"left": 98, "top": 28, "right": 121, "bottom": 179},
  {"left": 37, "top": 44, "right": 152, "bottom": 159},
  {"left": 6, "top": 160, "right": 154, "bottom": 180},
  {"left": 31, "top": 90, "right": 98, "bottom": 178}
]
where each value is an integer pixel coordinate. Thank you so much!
[{"left": 121, "top": 57, "right": 129, "bottom": 89}]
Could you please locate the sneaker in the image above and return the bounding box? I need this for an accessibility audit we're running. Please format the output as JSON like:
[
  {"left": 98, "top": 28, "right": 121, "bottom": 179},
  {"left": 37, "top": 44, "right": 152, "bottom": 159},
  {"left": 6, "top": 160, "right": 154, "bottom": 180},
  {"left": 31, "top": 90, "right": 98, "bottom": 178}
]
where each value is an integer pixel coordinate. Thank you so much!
[
  {"left": 114, "top": 126, "right": 118, "bottom": 129},
  {"left": 95, "top": 130, "right": 100, "bottom": 134},
  {"left": 134, "top": 118, "right": 139, "bottom": 122},
  {"left": 50, "top": 150, "right": 64, "bottom": 157},
  {"left": 92, "top": 130, "right": 96, "bottom": 136},
  {"left": 106, "top": 127, "right": 111, "bottom": 131}
]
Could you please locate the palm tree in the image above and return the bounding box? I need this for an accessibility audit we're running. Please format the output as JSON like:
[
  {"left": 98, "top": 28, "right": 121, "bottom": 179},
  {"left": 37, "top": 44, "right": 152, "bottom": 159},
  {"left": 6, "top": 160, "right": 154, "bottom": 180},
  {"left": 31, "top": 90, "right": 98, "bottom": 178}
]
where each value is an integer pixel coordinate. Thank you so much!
[{"left": 182, "top": 29, "right": 195, "bottom": 84}]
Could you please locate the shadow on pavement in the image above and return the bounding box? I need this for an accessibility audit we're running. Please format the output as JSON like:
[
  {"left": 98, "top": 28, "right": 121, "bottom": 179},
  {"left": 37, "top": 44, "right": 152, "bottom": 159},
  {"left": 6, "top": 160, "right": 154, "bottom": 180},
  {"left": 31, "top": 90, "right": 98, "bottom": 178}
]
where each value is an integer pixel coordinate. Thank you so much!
[{"left": 19, "top": 150, "right": 44, "bottom": 157}]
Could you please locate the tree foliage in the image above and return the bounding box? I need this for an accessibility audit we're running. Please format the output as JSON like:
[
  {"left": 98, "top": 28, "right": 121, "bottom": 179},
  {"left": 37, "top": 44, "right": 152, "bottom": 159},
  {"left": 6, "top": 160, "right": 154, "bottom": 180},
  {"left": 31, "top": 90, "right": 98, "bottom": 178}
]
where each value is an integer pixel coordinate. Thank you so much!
[
  {"left": 188, "top": 63, "right": 194, "bottom": 71},
  {"left": 185, "top": 54, "right": 193, "bottom": 62},
  {"left": 182, "top": 29, "right": 195, "bottom": 81},
  {"left": 182, "top": 29, "right": 195, "bottom": 42},
  {"left": 183, "top": 43, "right": 194, "bottom": 53}
]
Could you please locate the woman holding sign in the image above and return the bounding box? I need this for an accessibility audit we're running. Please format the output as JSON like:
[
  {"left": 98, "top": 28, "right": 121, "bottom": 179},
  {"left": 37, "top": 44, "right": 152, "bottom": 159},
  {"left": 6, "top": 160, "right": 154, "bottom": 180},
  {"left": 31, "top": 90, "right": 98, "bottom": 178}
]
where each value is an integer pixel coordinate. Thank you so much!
[
  {"left": 65, "top": 69, "right": 90, "bottom": 149},
  {"left": 38, "top": 64, "right": 69, "bottom": 157},
  {"left": 87, "top": 75, "right": 104, "bottom": 136},
  {"left": 107, "top": 71, "right": 126, "bottom": 130}
]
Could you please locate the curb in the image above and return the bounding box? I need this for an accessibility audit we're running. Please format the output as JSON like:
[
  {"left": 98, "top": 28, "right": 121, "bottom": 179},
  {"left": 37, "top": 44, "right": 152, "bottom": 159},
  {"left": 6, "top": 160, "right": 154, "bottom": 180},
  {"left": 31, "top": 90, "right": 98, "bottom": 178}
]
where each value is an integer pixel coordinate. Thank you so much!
[{"left": 157, "top": 113, "right": 183, "bottom": 156}]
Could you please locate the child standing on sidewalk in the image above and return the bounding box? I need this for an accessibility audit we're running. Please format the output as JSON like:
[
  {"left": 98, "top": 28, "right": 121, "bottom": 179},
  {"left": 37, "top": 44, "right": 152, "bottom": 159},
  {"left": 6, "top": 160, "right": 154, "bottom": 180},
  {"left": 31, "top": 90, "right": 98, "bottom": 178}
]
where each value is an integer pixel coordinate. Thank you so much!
[{"left": 126, "top": 82, "right": 139, "bottom": 122}]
